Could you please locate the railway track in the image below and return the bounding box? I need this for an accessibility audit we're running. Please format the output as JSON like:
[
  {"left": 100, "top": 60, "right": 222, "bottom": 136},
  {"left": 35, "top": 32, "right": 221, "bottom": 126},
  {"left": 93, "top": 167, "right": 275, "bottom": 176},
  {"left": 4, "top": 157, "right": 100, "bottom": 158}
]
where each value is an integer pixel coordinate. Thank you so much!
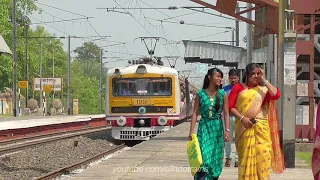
[
  {"left": 0, "top": 125, "right": 110, "bottom": 146},
  {"left": 0, "top": 126, "right": 111, "bottom": 156},
  {"left": 34, "top": 144, "right": 127, "bottom": 180}
]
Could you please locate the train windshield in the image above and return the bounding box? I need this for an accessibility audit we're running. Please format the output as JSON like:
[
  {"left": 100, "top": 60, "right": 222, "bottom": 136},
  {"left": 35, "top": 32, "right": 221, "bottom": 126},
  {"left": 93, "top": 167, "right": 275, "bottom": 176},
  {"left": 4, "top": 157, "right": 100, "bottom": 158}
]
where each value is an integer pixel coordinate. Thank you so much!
[{"left": 112, "top": 78, "right": 172, "bottom": 96}]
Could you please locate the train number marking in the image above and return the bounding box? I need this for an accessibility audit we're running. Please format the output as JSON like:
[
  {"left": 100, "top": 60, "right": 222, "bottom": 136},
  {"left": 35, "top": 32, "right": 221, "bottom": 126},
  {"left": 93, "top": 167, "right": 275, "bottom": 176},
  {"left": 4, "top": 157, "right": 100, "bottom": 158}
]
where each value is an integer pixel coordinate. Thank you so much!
[{"left": 132, "top": 98, "right": 151, "bottom": 106}]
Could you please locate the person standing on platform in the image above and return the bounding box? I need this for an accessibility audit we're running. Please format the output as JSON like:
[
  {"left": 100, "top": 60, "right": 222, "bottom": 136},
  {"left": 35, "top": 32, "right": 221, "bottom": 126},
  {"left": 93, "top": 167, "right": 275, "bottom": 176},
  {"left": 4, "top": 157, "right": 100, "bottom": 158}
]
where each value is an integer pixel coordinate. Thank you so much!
[
  {"left": 189, "top": 68, "right": 230, "bottom": 180},
  {"left": 223, "top": 69, "right": 239, "bottom": 167},
  {"left": 228, "top": 63, "right": 285, "bottom": 180}
]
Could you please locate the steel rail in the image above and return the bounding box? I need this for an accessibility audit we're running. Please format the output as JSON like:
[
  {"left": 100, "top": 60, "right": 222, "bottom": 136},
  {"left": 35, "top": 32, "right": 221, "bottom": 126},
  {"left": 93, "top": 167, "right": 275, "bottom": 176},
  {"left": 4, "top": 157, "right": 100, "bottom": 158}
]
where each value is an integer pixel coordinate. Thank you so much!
[
  {"left": 0, "top": 125, "right": 109, "bottom": 146},
  {"left": 0, "top": 126, "right": 111, "bottom": 156}
]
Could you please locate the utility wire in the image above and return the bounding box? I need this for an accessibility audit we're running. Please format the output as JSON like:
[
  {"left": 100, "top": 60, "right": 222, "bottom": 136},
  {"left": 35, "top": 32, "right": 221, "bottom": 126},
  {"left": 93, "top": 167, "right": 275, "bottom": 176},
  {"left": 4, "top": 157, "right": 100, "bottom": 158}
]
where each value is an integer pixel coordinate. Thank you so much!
[
  {"left": 87, "top": 19, "right": 101, "bottom": 36},
  {"left": 183, "top": 7, "right": 235, "bottom": 21},
  {"left": 113, "top": 0, "right": 172, "bottom": 56},
  {"left": 137, "top": 0, "right": 180, "bottom": 56},
  {"left": 146, "top": 17, "right": 232, "bottom": 29},
  {"left": 35, "top": 3, "right": 104, "bottom": 44},
  {"left": 138, "top": 0, "right": 169, "bottom": 18},
  {"left": 35, "top": 2, "right": 88, "bottom": 17},
  {"left": 161, "top": 10, "right": 200, "bottom": 21},
  {"left": 107, "top": 50, "right": 147, "bottom": 57},
  {"left": 189, "top": 30, "right": 231, "bottom": 41},
  {"left": 41, "top": 10, "right": 64, "bottom": 21},
  {"left": 31, "top": 17, "right": 92, "bottom": 25},
  {"left": 29, "top": 16, "right": 70, "bottom": 36}
]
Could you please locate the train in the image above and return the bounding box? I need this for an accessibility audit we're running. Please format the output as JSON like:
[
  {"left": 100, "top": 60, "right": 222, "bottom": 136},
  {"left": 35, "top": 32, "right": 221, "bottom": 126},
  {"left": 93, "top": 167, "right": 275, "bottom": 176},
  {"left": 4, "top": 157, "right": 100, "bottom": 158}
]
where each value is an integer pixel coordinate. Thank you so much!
[{"left": 105, "top": 59, "right": 199, "bottom": 141}]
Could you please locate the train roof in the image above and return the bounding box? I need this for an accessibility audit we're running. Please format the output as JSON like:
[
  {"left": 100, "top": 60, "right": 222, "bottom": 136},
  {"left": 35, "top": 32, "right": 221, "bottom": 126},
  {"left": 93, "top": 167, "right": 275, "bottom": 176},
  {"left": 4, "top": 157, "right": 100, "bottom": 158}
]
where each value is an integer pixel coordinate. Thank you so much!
[{"left": 107, "top": 64, "right": 178, "bottom": 76}]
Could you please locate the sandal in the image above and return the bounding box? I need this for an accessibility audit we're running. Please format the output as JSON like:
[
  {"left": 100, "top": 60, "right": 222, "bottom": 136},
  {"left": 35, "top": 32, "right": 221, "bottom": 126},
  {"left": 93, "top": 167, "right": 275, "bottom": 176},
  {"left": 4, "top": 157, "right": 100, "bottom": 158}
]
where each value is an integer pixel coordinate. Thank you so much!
[
  {"left": 234, "top": 162, "right": 238, "bottom": 167},
  {"left": 225, "top": 158, "right": 231, "bottom": 167}
]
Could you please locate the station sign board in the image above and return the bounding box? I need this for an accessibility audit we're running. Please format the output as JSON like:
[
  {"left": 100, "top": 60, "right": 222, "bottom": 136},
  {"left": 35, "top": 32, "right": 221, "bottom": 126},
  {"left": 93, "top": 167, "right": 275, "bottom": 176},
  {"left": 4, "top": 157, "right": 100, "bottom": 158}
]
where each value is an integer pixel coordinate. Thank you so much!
[
  {"left": 33, "top": 78, "right": 62, "bottom": 91},
  {"left": 18, "top": 81, "right": 28, "bottom": 89}
]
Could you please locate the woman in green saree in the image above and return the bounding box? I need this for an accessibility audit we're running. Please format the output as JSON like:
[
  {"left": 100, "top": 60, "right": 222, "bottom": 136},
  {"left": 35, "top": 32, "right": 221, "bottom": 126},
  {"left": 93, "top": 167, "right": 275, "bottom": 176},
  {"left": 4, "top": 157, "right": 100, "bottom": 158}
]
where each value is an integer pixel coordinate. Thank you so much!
[{"left": 189, "top": 68, "right": 230, "bottom": 180}]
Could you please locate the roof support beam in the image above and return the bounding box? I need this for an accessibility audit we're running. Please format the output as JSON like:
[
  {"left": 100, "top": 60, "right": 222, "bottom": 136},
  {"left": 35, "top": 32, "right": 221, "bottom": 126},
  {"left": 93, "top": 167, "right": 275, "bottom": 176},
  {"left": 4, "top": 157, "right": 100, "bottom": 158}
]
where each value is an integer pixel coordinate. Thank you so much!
[{"left": 190, "top": 0, "right": 279, "bottom": 33}]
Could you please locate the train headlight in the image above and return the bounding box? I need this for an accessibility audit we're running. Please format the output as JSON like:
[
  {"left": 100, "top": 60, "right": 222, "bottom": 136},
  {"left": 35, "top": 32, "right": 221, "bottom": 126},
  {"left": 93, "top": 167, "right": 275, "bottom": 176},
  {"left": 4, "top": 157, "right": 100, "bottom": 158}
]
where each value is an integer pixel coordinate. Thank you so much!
[
  {"left": 139, "top": 119, "right": 145, "bottom": 125},
  {"left": 136, "top": 65, "right": 147, "bottom": 74},
  {"left": 157, "top": 116, "right": 167, "bottom": 126},
  {"left": 117, "top": 116, "right": 126, "bottom": 126}
]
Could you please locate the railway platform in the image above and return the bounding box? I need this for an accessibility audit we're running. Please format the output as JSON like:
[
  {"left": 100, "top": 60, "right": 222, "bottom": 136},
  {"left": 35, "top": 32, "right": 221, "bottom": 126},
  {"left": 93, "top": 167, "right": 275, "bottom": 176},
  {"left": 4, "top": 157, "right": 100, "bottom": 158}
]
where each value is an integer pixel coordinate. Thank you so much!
[
  {"left": 66, "top": 122, "right": 313, "bottom": 180},
  {"left": 0, "top": 114, "right": 105, "bottom": 130},
  {"left": 0, "top": 114, "right": 107, "bottom": 140}
]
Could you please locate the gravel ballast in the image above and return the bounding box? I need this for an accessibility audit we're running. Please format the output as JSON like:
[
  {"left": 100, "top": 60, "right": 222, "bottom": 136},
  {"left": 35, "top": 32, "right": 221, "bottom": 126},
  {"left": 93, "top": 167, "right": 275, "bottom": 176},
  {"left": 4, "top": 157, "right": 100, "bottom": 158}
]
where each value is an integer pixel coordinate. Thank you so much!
[{"left": 0, "top": 129, "right": 121, "bottom": 180}]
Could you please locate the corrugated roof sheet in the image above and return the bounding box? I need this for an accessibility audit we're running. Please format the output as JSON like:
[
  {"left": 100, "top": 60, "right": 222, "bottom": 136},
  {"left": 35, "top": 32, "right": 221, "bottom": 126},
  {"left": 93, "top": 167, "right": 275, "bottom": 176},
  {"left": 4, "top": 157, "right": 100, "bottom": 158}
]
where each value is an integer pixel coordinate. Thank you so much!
[{"left": 183, "top": 40, "right": 266, "bottom": 69}]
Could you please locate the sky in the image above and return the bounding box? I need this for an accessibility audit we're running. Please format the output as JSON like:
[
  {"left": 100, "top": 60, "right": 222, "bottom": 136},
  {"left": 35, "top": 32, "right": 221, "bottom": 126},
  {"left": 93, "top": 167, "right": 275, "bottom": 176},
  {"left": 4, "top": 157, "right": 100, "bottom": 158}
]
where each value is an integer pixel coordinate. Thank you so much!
[{"left": 29, "top": 0, "right": 252, "bottom": 87}]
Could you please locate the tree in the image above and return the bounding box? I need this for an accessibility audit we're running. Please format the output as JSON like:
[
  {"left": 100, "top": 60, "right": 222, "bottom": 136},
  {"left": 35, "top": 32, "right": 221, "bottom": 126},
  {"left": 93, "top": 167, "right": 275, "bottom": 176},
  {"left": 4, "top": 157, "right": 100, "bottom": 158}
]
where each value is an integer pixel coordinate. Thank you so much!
[
  {"left": 0, "top": 1, "right": 105, "bottom": 114},
  {"left": 0, "top": 0, "right": 41, "bottom": 91},
  {"left": 0, "top": 0, "right": 69, "bottom": 110},
  {"left": 70, "top": 60, "right": 102, "bottom": 114},
  {"left": 74, "top": 42, "right": 102, "bottom": 62}
]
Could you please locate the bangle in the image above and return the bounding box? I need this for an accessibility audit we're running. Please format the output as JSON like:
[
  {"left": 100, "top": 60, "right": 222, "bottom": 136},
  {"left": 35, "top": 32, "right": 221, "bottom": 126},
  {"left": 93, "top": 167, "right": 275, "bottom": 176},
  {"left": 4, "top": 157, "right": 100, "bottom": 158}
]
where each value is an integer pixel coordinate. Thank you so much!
[
  {"left": 240, "top": 116, "right": 244, "bottom": 121},
  {"left": 225, "top": 129, "right": 230, "bottom": 132},
  {"left": 263, "top": 80, "right": 269, "bottom": 86},
  {"left": 189, "top": 131, "right": 194, "bottom": 133}
]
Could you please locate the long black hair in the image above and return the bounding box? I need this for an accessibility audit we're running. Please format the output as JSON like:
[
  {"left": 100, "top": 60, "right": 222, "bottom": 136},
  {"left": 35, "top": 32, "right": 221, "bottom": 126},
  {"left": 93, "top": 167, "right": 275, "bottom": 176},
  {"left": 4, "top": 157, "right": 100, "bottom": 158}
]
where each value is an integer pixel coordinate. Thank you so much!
[
  {"left": 202, "top": 68, "right": 223, "bottom": 111},
  {"left": 242, "top": 63, "right": 261, "bottom": 83}
]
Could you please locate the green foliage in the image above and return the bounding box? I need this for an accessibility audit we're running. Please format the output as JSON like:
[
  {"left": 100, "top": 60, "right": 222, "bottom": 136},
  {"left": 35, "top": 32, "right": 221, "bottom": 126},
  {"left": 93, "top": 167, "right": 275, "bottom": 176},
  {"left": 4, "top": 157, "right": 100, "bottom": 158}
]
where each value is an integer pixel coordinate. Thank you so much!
[
  {"left": 0, "top": 1, "right": 105, "bottom": 114},
  {"left": 71, "top": 60, "right": 104, "bottom": 114},
  {"left": 70, "top": 41, "right": 108, "bottom": 114},
  {"left": 74, "top": 42, "right": 102, "bottom": 62}
]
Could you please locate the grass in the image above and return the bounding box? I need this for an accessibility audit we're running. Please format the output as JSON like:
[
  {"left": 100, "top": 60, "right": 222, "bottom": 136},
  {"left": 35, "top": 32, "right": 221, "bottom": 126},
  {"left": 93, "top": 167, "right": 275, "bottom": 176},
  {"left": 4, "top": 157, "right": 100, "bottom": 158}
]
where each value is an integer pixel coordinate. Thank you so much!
[{"left": 296, "top": 151, "right": 312, "bottom": 167}]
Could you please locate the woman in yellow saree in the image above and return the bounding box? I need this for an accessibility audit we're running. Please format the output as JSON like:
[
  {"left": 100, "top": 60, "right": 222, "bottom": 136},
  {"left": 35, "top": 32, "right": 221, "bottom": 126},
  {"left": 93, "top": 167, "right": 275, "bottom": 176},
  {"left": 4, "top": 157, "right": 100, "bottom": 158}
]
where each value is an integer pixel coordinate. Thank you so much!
[{"left": 228, "top": 63, "right": 285, "bottom": 180}]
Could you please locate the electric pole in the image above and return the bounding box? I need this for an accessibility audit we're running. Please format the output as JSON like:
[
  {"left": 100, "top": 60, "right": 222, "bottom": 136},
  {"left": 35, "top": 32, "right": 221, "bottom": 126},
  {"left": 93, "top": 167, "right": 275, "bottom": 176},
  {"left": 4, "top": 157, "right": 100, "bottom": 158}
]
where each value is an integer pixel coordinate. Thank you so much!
[
  {"left": 39, "top": 44, "right": 43, "bottom": 112},
  {"left": 12, "top": 0, "right": 17, "bottom": 117},
  {"left": 67, "top": 36, "right": 71, "bottom": 115},
  {"left": 100, "top": 48, "right": 103, "bottom": 114},
  {"left": 235, "top": 3, "right": 240, "bottom": 47},
  {"left": 24, "top": 25, "right": 29, "bottom": 109},
  {"left": 278, "top": 0, "right": 285, "bottom": 150},
  {"left": 52, "top": 47, "right": 55, "bottom": 100},
  {"left": 279, "top": 0, "right": 296, "bottom": 168},
  {"left": 246, "top": 3, "right": 253, "bottom": 64}
]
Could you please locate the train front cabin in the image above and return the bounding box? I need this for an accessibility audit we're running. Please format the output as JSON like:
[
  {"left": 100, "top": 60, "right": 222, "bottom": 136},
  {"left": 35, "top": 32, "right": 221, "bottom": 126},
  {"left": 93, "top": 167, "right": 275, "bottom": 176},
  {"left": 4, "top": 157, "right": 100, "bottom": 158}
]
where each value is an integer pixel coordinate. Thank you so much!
[{"left": 105, "top": 63, "right": 194, "bottom": 141}]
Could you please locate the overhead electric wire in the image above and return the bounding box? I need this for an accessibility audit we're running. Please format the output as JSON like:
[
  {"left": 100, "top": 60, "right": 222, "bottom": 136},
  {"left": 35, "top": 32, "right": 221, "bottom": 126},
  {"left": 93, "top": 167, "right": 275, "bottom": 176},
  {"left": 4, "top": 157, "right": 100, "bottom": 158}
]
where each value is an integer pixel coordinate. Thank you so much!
[
  {"left": 146, "top": 17, "right": 233, "bottom": 29},
  {"left": 137, "top": 0, "right": 181, "bottom": 56},
  {"left": 160, "top": 10, "right": 200, "bottom": 21},
  {"left": 138, "top": 0, "right": 170, "bottom": 18},
  {"left": 41, "top": 10, "right": 64, "bottom": 21},
  {"left": 35, "top": 2, "right": 105, "bottom": 45},
  {"left": 87, "top": 19, "right": 101, "bottom": 36},
  {"left": 106, "top": 50, "right": 147, "bottom": 57},
  {"left": 189, "top": 30, "right": 231, "bottom": 41},
  {"left": 31, "top": 17, "right": 92, "bottom": 25},
  {"left": 35, "top": 2, "right": 88, "bottom": 17},
  {"left": 113, "top": 0, "right": 173, "bottom": 56},
  {"left": 183, "top": 7, "right": 235, "bottom": 21},
  {"left": 29, "top": 16, "right": 70, "bottom": 36}
]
